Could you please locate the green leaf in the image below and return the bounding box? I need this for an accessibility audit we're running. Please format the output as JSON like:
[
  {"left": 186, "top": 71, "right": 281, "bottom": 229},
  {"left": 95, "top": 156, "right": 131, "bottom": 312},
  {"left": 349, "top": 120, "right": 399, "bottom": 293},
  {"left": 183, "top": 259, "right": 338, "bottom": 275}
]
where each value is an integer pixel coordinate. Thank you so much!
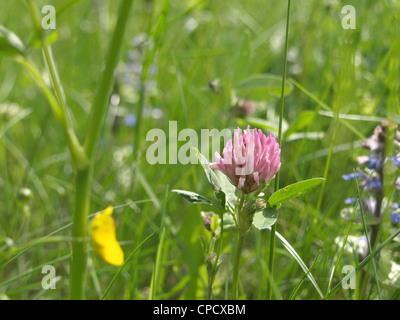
[
  {"left": 237, "top": 117, "right": 278, "bottom": 132},
  {"left": 234, "top": 73, "right": 293, "bottom": 101},
  {"left": 172, "top": 189, "right": 218, "bottom": 206},
  {"left": 0, "top": 25, "right": 26, "bottom": 57},
  {"left": 194, "top": 148, "right": 222, "bottom": 192},
  {"left": 284, "top": 111, "right": 316, "bottom": 138},
  {"left": 213, "top": 190, "right": 226, "bottom": 208},
  {"left": 253, "top": 207, "right": 278, "bottom": 230},
  {"left": 213, "top": 170, "right": 237, "bottom": 210},
  {"left": 268, "top": 178, "right": 325, "bottom": 206},
  {"left": 193, "top": 148, "right": 237, "bottom": 210}
]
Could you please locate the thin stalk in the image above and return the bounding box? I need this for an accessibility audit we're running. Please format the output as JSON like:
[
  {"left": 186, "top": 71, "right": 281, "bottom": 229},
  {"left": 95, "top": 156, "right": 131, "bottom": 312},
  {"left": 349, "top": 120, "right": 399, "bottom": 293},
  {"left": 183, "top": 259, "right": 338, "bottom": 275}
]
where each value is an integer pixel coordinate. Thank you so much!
[
  {"left": 324, "top": 199, "right": 358, "bottom": 298},
  {"left": 232, "top": 234, "right": 245, "bottom": 300},
  {"left": 149, "top": 228, "right": 166, "bottom": 300},
  {"left": 134, "top": 0, "right": 170, "bottom": 155},
  {"left": 207, "top": 207, "right": 224, "bottom": 300},
  {"left": 149, "top": 185, "right": 169, "bottom": 300},
  {"left": 354, "top": 171, "right": 382, "bottom": 299},
  {"left": 69, "top": 168, "right": 91, "bottom": 300},
  {"left": 70, "top": 0, "right": 134, "bottom": 299},
  {"left": 101, "top": 230, "right": 158, "bottom": 300},
  {"left": 268, "top": 0, "right": 291, "bottom": 300},
  {"left": 25, "top": 0, "right": 87, "bottom": 169},
  {"left": 328, "top": 227, "right": 400, "bottom": 298},
  {"left": 84, "top": 0, "right": 134, "bottom": 159},
  {"left": 15, "top": 57, "right": 65, "bottom": 128},
  {"left": 231, "top": 192, "right": 246, "bottom": 300}
]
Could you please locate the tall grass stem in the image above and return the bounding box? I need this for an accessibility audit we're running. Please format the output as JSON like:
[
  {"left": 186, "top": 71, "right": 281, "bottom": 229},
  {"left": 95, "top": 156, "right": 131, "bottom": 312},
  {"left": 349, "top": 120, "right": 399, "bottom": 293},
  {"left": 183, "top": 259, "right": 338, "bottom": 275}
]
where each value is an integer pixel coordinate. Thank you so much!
[{"left": 268, "top": 0, "right": 291, "bottom": 300}]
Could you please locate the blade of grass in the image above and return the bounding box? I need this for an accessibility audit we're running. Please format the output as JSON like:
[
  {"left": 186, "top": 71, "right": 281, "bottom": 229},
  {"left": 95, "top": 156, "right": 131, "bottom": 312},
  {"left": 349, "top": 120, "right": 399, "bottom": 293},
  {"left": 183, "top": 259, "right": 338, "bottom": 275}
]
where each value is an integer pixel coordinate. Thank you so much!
[
  {"left": 134, "top": 0, "right": 170, "bottom": 154},
  {"left": 101, "top": 230, "right": 158, "bottom": 300},
  {"left": 0, "top": 204, "right": 132, "bottom": 272},
  {"left": 317, "top": 110, "right": 390, "bottom": 123},
  {"left": 0, "top": 108, "right": 31, "bottom": 139},
  {"left": 149, "top": 185, "right": 169, "bottom": 300},
  {"left": 267, "top": 227, "right": 324, "bottom": 299},
  {"left": 289, "top": 77, "right": 366, "bottom": 140},
  {"left": 149, "top": 228, "right": 166, "bottom": 300},
  {"left": 69, "top": 0, "right": 134, "bottom": 300},
  {"left": 324, "top": 199, "right": 358, "bottom": 298},
  {"left": 134, "top": 164, "right": 206, "bottom": 288},
  {"left": 268, "top": 0, "right": 291, "bottom": 300},
  {"left": 133, "top": 164, "right": 161, "bottom": 211},
  {"left": 354, "top": 170, "right": 382, "bottom": 299},
  {"left": 4, "top": 137, "right": 53, "bottom": 216},
  {"left": 328, "top": 227, "right": 400, "bottom": 298},
  {"left": 0, "top": 254, "right": 71, "bottom": 288},
  {"left": 289, "top": 255, "right": 320, "bottom": 300}
]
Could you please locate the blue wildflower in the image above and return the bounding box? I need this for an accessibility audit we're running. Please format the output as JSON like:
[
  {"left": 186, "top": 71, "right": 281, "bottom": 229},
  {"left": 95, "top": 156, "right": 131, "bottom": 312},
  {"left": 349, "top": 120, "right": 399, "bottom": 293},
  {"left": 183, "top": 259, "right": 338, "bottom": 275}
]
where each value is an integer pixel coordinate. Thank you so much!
[
  {"left": 366, "top": 154, "right": 382, "bottom": 170},
  {"left": 124, "top": 114, "right": 137, "bottom": 127},
  {"left": 361, "top": 177, "right": 382, "bottom": 191},
  {"left": 344, "top": 197, "right": 357, "bottom": 204},
  {"left": 342, "top": 172, "right": 365, "bottom": 181},
  {"left": 390, "top": 212, "right": 400, "bottom": 224},
  {"left": 391, "top": 154, "right": 400, "bottom": 166}
]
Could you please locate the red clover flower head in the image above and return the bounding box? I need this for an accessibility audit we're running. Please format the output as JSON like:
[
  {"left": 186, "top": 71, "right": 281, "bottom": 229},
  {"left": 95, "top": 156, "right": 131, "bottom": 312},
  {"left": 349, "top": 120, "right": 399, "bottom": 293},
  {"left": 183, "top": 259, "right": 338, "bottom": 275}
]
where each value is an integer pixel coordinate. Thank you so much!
[{"left": 210, "top": 126, "right": 281, "bottom": 194}]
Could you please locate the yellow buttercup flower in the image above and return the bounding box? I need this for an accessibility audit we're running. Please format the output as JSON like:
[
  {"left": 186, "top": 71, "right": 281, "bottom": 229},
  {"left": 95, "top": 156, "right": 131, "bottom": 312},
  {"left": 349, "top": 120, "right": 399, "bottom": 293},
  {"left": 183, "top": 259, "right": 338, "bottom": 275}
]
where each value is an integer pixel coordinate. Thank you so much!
[{"left": 89, "top": 206, "right": 124, "bottom": 266}]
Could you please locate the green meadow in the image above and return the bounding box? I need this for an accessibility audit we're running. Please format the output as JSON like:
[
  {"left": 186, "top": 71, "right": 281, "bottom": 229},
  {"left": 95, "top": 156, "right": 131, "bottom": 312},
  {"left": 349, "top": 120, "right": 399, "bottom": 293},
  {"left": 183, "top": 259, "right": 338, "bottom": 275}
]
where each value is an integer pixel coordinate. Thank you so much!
[{"left": 0, "top": 0, "right": 399, "bottom": 300}]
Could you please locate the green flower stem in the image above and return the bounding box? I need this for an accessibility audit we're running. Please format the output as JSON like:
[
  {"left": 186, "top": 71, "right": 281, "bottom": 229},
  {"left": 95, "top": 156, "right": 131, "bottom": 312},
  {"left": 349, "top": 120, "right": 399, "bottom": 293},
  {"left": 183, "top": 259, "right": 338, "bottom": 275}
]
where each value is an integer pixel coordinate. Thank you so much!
[
  {"left": 268, "top": 0, "right": 291, "bottom": 300},
  {"left": 15, "top": 56, "right": 66, "bottom": 128},
  {"left": 25, "top": 0, "right": 88, "bottom": 170},
  {"left": 70, "top": 0, "right": 134, "bottom": 300},
  {"left": 267, "top": 223, "right": 277, "bottom": 299},
  {"left": 232, "top": 192, "right": 246, "bottom": 300},
  {"left": 26, "top": 0, "right": 70, "bottom": 126},
  {"left": 83, "top": 0, "right": 134, "bottom": 159},
  {"left": 16, "top": 56, "right": 88, "bottom": 170},
  {"left": 207, "top": 207, "right": 224, "bottom": 300},
  {"left": 70, "top": 167, "right": 91, "bottom": 299},
  {"left": 232, "top": 234, "right": 245, "bottom": 300},
  {"left": 26, "top": 0, "right": 134, "bottom": 299},
  {"left": 22, "top": 0, "right": 133, "bottom": 299}
]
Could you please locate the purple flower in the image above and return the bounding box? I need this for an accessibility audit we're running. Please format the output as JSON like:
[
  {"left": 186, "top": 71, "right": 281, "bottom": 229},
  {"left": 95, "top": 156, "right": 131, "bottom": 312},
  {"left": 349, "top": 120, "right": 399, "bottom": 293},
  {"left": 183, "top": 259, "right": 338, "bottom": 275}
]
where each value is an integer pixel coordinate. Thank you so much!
[
  {"left": 390, "top": 212, "right": 400, "bottom": 224},
  {"left": 361, "top": 177, "right": 382, "bottom": 191},
  {"left": 366, "top": 154, "right": 382, "bottom": 170},
  {"left": 124, "top": 114, "right": 137, "bottom": 127},
  {"left": 342, "top": 172, "right": 365, "bottom": 181},
  {"left": 344, "top": 197, "right": 357, "bottom": 204},
  {"left": 362, "top": 125, "right": 385, "bottom": 152},
  {"left": 210, "top": 126, "right": 281, "bottom": 194},
  {"left": 356, "top": 155, "right": 382, "bottom": 170},
  {"left": 392, "top": 154, "right": 400, "bottom": 166}
]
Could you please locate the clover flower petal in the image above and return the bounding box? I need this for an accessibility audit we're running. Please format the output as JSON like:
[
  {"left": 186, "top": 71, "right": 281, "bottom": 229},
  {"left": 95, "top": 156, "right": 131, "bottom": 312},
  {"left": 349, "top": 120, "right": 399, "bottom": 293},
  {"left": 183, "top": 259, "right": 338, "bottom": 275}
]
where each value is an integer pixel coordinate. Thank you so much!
[{"left": 210, "top": 126, "right": 281, "bottom": 194}]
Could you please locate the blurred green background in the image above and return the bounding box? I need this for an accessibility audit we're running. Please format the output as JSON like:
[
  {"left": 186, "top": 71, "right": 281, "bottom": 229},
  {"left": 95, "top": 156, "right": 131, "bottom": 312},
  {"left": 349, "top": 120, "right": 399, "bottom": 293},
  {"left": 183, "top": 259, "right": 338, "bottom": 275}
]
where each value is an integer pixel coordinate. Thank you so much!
[{"left": 0, "top": 0, "right": 399, "bottom": 299}]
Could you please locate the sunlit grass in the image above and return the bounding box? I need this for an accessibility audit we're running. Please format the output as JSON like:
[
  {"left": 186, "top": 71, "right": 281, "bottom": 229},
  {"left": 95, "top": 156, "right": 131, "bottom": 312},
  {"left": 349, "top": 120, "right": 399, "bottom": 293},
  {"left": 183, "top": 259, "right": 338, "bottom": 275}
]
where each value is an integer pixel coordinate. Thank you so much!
[{"left": 0, "top": 0, "right": 399, "bottom": 300}]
